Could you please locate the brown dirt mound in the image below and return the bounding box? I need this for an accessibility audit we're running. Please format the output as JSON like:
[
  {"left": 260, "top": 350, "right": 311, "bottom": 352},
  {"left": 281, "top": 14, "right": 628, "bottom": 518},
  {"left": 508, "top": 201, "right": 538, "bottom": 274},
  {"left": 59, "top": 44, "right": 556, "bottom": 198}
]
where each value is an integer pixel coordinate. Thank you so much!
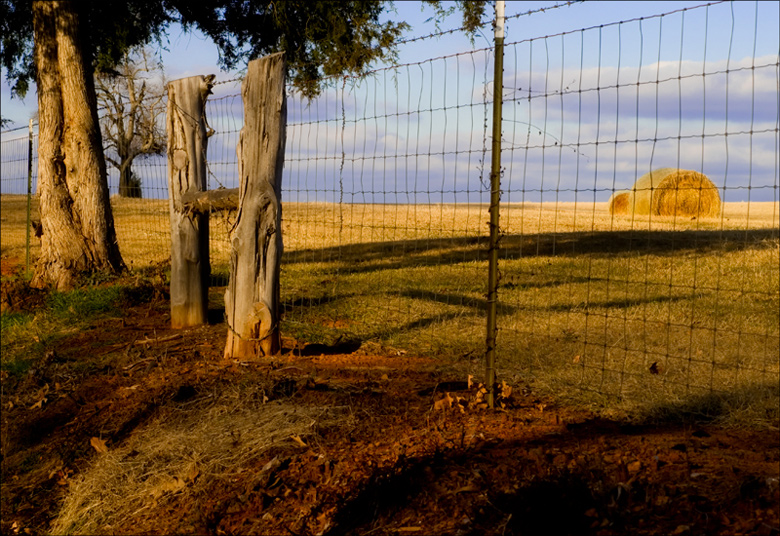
[{"left": 628, "top": 168, "right": 722, "bottom": 218}]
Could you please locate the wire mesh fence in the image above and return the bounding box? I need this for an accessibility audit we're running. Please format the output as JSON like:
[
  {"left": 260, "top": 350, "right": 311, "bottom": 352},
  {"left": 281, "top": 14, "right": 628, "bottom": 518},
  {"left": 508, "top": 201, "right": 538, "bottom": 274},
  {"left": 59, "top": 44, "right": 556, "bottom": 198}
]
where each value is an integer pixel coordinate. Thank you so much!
[
  {"left": 495, "top": 1, "right": 779, "bottom": 416},
  {"left": 1, "top": 0, "right": 778, "bottom": 420}
]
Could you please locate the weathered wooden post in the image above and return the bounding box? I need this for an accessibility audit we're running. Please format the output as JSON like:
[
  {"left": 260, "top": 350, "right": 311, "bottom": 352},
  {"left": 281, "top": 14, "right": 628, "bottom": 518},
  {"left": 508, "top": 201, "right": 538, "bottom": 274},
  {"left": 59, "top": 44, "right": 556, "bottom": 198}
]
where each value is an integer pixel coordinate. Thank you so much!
[
  {"left": 224, "top": 53, "right": 286, "bottom": 359},
  {"left": 166, "top": 74, "right": 214, "bottom": 328}
]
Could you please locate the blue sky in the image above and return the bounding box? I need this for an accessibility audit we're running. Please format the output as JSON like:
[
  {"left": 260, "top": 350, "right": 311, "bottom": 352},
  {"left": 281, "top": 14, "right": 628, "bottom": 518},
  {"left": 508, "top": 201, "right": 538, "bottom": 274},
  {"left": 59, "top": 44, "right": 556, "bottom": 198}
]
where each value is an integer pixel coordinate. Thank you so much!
[{"left": 2, "top": 1, "right": 779, "bottom": 203}]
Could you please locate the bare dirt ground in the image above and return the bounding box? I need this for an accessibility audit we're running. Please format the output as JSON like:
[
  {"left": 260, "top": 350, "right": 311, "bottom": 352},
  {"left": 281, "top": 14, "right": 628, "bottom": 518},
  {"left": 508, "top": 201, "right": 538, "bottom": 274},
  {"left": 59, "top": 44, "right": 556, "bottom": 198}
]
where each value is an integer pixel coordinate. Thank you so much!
[{"left": 1, "top": 261, "right": 778, "bottom": 536}]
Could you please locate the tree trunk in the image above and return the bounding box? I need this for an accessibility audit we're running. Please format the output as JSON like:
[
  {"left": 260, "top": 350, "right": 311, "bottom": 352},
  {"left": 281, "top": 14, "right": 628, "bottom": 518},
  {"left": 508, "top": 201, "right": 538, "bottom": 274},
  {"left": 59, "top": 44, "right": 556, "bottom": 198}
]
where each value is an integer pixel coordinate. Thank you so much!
[
  {"left": 166, "top": 75, "right": 214, "bottom": 328},
  {"left": 118, "top": 163, "right": 141, "bottom": 198},
  {"left": 224, "top": 53, "right": 286, "bottom": 359},
  {"left": 31, "top": 0, "right": 125, "bottom": 290}
]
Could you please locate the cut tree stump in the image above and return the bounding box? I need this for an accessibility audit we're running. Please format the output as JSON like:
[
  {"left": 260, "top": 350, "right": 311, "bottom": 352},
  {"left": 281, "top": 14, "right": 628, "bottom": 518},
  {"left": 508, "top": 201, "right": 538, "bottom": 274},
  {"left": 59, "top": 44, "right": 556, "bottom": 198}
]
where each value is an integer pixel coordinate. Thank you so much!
[
  {"left": 166, "top": 74, "right": 214, "bottom": 328},
  {"left": 224, "top": 53, "right": 286, "bottom": 359}
]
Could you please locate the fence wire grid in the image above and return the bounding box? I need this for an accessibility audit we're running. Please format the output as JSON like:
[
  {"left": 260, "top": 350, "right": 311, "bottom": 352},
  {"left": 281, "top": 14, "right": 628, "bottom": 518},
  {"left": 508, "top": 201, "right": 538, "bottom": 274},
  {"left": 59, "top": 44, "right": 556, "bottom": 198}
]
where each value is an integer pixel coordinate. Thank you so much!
[{"left": 1, "top": 0, "right": 778, "bottom": 420}]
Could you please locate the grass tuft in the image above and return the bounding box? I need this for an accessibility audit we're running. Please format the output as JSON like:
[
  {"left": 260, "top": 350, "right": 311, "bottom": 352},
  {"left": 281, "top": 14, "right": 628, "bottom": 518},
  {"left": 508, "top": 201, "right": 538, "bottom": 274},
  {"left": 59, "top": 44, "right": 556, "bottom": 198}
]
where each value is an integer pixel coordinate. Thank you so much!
[
  {"left": 50, "top": 389, "right": 351, "bottom": 536},
  {"left": 47, "top": 286, "right": 123, "bottom": 321}
]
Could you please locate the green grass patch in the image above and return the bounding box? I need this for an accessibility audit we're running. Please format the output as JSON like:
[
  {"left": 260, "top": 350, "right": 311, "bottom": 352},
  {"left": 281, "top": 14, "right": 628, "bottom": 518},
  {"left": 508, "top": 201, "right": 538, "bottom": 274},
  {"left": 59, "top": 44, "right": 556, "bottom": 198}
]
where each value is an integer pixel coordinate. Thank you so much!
[
  {"left": 1, "top": 283, "right": 130, "bottom": 375},
  {"left": 47, "top": 286, "right": 124, "bottom": 321}
]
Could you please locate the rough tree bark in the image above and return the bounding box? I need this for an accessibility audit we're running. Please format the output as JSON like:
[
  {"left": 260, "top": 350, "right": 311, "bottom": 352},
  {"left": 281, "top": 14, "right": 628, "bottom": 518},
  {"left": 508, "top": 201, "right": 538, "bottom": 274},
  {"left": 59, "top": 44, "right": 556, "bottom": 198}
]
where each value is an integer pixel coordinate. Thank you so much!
[
  {"left": 224, "top": 53, "right": 286, "bottom": 359},
  {"left": 31, "top": 0, "right": 125, "bottom": 290},
  {"left": 166, "top": 74, "right": 214, "bottom": 328}
]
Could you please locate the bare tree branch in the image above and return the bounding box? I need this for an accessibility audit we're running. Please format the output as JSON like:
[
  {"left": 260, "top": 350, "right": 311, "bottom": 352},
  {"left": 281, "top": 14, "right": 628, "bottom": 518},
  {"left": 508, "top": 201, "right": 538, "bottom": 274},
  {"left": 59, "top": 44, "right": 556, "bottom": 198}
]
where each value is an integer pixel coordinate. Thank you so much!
[{"left": 95, "top": 46, "right": 166, "bottom": 198}]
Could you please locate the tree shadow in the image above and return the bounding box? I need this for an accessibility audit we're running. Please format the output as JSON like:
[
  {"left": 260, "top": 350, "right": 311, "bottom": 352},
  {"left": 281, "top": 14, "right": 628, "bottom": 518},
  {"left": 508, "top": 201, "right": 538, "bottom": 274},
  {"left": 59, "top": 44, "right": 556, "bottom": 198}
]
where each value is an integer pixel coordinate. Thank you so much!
[
  {"left": 399, "top": 289, "right": 516, "bottom": 315},
  {"left": 284, "top": 229, "right": 779, "bottom": 275},
  {"left": 294, "top": 337, "right": 363, "bottom": 356},
  {"left": 281, "top": 292, "right": 347, "bottom": 313},
  {"left": 322, "top": 448, "right": 595, "bottom": 536},
  {"left": 323, "top": 381, "right": 779, "bottom": 536}
]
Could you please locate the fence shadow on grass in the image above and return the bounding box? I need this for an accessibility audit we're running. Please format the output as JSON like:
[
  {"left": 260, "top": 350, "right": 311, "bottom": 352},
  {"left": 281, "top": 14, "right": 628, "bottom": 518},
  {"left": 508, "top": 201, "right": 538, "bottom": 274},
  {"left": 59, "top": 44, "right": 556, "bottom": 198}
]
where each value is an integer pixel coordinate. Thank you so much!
[
  {"left": 283, "top": 229, "right": 780, "bottom": 273},
  {"left": 633, "top": 381, "right": 780, "bottom": 427},
  {"left": 398, "top": 289, "right": 516, "bottom": 315}
]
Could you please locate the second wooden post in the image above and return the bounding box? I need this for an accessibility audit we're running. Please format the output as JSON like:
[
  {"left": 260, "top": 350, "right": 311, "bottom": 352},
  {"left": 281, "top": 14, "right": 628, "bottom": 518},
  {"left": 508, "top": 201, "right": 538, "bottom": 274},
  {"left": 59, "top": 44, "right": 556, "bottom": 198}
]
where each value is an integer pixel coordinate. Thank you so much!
[{"left": 224, "top": 53, "right": 286, "bottom": 358}]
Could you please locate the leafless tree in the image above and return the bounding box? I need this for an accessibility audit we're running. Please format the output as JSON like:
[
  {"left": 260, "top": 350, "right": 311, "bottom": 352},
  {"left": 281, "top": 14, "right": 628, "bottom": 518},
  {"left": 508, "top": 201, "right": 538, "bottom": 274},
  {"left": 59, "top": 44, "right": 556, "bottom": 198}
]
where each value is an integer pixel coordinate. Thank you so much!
[{"left": 96, "top": 47, "right": 166, "bottom": 198}]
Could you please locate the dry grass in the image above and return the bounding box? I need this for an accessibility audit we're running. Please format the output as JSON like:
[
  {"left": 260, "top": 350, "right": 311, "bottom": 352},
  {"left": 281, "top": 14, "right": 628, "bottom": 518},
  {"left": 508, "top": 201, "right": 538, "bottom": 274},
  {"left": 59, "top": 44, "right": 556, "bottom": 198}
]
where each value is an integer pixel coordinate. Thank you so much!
[
  {"left": 627, "top": 168, "right": 721, "bottom": 218},
  {"left": 2, "top": 195, "right": 778, "bottom": 426},
  {"left": 276, "top": 200, "right": 778, "bottom": 427},
  {"left": 50, "top": 387, "right": 351, "bottom": 536}
]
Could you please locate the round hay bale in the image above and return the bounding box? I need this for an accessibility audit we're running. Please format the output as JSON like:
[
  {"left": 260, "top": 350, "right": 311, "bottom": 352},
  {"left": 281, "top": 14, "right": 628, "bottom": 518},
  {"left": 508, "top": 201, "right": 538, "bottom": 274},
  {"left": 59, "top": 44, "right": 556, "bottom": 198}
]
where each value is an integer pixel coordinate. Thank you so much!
[
  {"left": 608, "top": 190, "right": 631, "bottom": 215},
  {"left": 628, "top": 168, "right": 721, "bottom": 218}
]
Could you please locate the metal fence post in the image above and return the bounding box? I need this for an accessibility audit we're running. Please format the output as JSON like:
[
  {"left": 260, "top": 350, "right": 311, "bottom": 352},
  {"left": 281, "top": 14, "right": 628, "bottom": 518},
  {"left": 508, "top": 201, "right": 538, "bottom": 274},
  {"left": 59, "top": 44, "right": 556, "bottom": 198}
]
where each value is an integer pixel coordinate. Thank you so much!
[
  {"left": 26, "top": 118, "right": 33, "bottom": 277},
  {"left": 485, "top": 0, "right": 505, "bottom": 409}
]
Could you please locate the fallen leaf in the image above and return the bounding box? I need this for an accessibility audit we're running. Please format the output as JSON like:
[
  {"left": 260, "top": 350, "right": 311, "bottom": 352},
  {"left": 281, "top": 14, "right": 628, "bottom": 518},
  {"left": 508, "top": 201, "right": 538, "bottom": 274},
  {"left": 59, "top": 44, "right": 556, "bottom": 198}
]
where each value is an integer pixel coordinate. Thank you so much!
[
  {"left": 119, "top": 384, "right": 141, "bottom": 398},
  {"left": 56, "top": 471, "right": 69, "bottom": 486},
  {"left": 454, "top": 395, "right": 466, "bottom": 413},
  {"left": 187, "top": 463, "right": 200, "bottom": 483},
  {"left": 29, "top": 398, "right": 47, "bottom": 410},
  {"left": 617, "top": 462, "right": 629, "bottom": 483},
  {"left": 434, "top": 392, "right": 454, "bottom": 411},
  {"left": 48, "top": 466, "right": 64, "bottom": 480},
  {"left": 90, "top": 437, "right": 109, "bottom": 454},
  {"left": 467, "top": 375, "right": 474, "bottom": 389},
  {"left": 291, "top": 435, "right": 308, "bottom": 447},
  {"left": 649, "top": 362, "right": 660, "bottom": 375},
  {"left": 671, "top": 525, "right": 691, "bottom": 535},
  {"left": 452, "top": 485, "right": 479, "bottom": 494},
  {"left": 150, "top": 475, "right": 187, "bottom": 501},
  {"left": 573, "top": 355, "right": 581, "bottom": 363},
  {"left": 499, "top": 381, "right": 513, "bottom": 399}
]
